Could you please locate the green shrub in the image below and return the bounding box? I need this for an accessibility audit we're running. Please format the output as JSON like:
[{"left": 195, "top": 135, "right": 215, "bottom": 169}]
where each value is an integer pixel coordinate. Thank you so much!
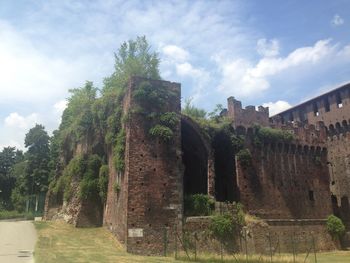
[
  {"left": 237, "top": 149, "right": 252, "bottom": 168},
  {"left": 113, "top": 181, "right": 121, "bottom": 193},
  {"left": 184, "top": 194, "right": 215, "bottom": 216},
  {"left": 159, "top": 112, "right": 178, "bottom": 128},
  {"left": 0, "top": 210, "right": 34, "bottom": 220},
  {"left": 149, "top": 125, "right": 173, "bottom": 141},
  {"left": 210, "top": 213, "right": 235, "bottom": 240},
  {"left": 114, "top": 129, "right": 126, "bottom": 172},
  {"left": 254, "top": 125, "right": 294, "bottom": 145},
  {"left": 326, "top": 214, "right": 345, "bottom": 239},
  {"left": 210, "top": 203, "right": 245, "bottom": 240},
  {"left": 98, "top": 165, "right": 109, "bottom": 202},
  {"left": 79, "top": 177, "right": 99, "bottom": 200}
]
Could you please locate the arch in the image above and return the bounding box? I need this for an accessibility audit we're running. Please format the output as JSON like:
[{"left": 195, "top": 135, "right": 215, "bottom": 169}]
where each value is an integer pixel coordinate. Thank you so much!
[
  {"left": 342, "top": 120, "right": 348, "bottom": 131},
  {"left": 303, "top": 145, "right": 309, "bottom": 154},
  {"left": 329, "top": 124, "right": 335, "bottom": 137},
  {"left": 212, "top": 127, "right": 238, "bottom": 202},
  {"left": 331, "top": 194, "right": 340, "bottom": 218},
  {"left": 181, "top": 116, "right": 209, "bottom": 196},
  {"left": 335, "top": 122, "right": 342, "bottom": 133}
]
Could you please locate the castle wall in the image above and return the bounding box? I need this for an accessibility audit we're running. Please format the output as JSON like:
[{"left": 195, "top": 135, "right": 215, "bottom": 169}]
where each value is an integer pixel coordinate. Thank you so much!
[
  {"left": 327, "top": 132, "right": 350, "bottom": 227},
  {"left": 227, "top": 97, "right": 269, "bottom": 128},
  {"left": 124, "top": 77, "right": 183, "bottom": 255},
  {"left": 237, "top": 136, "right": 332, "bottom": 219},
  {"left": 271, "top": 83, "right": 350, "bottom": 128}
]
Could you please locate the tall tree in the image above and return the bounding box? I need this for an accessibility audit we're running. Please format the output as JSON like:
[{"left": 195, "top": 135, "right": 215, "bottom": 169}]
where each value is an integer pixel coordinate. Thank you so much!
[
  {"left": 0, "top": 147, "right": 23, "bottom": 209},
  {"left": 24, "top": 124, "right": 50, "bottom": 195},
  {"left": 103, "top": 35, "right": 161, "bottom": 94}
]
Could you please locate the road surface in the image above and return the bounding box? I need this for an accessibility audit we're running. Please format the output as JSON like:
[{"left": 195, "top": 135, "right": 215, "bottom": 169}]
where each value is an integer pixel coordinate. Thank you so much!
[{"left": 0, "top": 220, "right": 37, "bottom": 263}]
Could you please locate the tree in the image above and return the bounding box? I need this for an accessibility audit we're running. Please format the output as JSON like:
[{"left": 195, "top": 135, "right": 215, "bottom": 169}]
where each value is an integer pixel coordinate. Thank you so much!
[
  {"left": 24, "top": 124, "right": 50, "bottom": 195},
  {"left": 0, "top": 147, "right": 24, "bottom": 209},
  {"left": 103, "top": 35, "right": 161, "bottom": 94},
  {"left": 182, "top": 98, "right": 207, "bottom": 119}
]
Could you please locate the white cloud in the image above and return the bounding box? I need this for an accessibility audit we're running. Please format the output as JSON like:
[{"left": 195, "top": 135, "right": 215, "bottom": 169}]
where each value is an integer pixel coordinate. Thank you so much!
[
  {"left": 54, "top": 100, "right": 68, "bottom": 115},
  {"left": 256, "top": 38, "right": 279, "bottom": 57},
  {"left": 331, "top": 14, "right": 344, "bottom": 26},
  {"left": 4, "top": 112, "right": 40, "bottom": 130},
  {"left": 175, "top": 62, "right": 210, "bottom": 102},
  {"left": 215, "top": 39, "right": 348, "bottom": 98},
  {"left": 162, "top": 45, "right": 189, "bottom": 62},
  {"left": 176, "top": 62, "right": 204, "bottom": 77},
  {"left": 0, "top": 20, "right": 110, "bottom": 104},
  {"left": 262, "top": 101, "right": 292, "bottom": 116}
]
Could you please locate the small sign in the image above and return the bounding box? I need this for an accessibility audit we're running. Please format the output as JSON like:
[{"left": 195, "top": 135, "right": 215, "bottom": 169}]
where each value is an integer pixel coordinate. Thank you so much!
[{"left": 128, "top": 228, "right": 143, "bottom": 237}]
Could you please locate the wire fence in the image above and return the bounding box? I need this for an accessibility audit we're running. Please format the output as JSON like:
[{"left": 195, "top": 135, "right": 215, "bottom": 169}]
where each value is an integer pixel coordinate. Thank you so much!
[{"left": 161, "top": 225, "right": 320, "bottom": 263}]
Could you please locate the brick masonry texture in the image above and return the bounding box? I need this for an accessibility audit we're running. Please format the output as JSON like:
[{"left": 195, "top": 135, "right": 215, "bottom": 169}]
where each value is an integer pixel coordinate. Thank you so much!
[{"left": 44, "top": 78, "right": 350, "bottom": 255}]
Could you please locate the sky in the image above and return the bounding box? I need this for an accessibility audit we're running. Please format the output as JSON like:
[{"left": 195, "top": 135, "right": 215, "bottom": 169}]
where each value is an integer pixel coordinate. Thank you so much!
[{"left": 1, "top": 0, "right": 350, "bottom": 150}]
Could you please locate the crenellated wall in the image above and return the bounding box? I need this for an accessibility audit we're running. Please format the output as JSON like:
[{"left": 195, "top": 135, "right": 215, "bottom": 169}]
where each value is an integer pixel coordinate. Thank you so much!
[
  {"left": 227, "top": 96, "right": 269, "bottom": 128},
  {"left": 237, "top": 128, "right": 332, "bottom": 220}
]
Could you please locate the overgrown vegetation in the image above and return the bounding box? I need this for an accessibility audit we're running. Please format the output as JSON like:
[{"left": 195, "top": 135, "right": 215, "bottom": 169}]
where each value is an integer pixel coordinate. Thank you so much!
[
  {"left": 326, "top": 214, "right": 345, "bottom": 239},
  {"left": 253, "top": 125, "right": 294, "bottom": 146},
  {"left": 184, "top": 194, "right": 215, "bottom": 216},
  {"left": 210, "top": 203, "right": 246, "bottom": 241},
  {"left": 44, "top": 36, "right": 162, "bottom": 206},
  {"left": 133, "top": 80, "right": 179, "bottom": 141},
  {"left": 236, "top": 149, "right": 252, "bottom": 168}
]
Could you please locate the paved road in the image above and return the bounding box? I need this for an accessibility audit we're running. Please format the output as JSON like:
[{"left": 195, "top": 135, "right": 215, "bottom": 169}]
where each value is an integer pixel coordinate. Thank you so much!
[{"left": 0, "top": 220, "right": 37, "bottom": 263}]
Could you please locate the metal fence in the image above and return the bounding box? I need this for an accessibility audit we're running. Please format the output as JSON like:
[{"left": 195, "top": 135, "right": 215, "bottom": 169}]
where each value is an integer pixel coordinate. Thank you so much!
[{"left": 162, "top": 226, "right": 320, "bottom": 263}]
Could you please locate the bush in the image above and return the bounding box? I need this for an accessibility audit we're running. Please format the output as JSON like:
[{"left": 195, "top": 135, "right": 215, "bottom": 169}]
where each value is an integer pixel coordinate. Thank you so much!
[
  {"left": 254, "top": 125, "right": 294, "bottom": 145},
  {"left": 184, "top": 194, "right": 215, "bottom": 216},
  {"left": 326, "top": 214, "right": 345, "bottom": 239},
  {"left": 236, "top": 149, "right": 252, "bottom": 168},
  {"left": 210, "top": 203, "right": 246, "bottom": 240},
  {"left": 79, "top": 177, "right": 99, "bottom": 200},
  {"left": 210, "top": 213, "right": 235, "bottom": 240},
  {"left": 149, "top": 125, "right": 174, "bottom": 141},
  {"left": 113, "top": 181, "right": 121, "bottom": 193},
  {"left": 98, "top": 165, "right": 109, "bottom": 202},
  {"left": 114, "top": 129, "right": 126, "bottom": 172},
  {"left": 0, "top": 210, "right": 34, "bottom": 220}
]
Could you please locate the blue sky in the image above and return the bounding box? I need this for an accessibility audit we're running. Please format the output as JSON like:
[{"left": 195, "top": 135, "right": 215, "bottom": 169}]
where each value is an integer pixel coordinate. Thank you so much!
[{"left": 0, "top": 0, "right": 350, "bottom": 150}]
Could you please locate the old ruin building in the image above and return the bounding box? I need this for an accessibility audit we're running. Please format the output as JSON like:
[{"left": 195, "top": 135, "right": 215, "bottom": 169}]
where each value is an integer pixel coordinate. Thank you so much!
[{"left": 45, "top": 77, "right": 350, "bottom": 255}]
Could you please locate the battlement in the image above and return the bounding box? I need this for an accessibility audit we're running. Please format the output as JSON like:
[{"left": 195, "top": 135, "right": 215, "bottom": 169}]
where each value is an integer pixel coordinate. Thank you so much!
[
  {"left": 269, "top": 120, "right": 327, "bottom": 145},
  {"left": 227, "top": 97, "right": 269, "bottom": 128}
]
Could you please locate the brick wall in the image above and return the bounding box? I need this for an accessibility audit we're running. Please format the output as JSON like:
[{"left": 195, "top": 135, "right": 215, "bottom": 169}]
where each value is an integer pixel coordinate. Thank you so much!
[
  {"left": 237, "top": 134, "right": 332, "bottom": 219},
  {"left": 124, "top": 77, "right": 183, "bottom": 255}
]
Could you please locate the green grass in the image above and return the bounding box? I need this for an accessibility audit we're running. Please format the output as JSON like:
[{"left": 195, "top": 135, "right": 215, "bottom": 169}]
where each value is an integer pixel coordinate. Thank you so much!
[
  {"left": 0, "top": 210, "right": 34, "bottom": 220},
  {"left": 33, "top": 221, "right": 350, "bottom": 263}
]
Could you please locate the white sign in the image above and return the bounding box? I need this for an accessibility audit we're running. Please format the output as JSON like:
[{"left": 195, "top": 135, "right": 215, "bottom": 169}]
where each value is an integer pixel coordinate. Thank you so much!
[{"left": 128, "top": 228, "right": 144, "bottom": 237}]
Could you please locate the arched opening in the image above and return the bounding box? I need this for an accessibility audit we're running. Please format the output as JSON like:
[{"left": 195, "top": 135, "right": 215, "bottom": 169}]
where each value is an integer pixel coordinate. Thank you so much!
[
  {"left": 340, "top": 196, "right": 350, "bottom": 222},
  {"left": 342, "top": 120, "right": 348, "bottom": 131},
  {"left": 212, "top": 129, "right": 238, "bottom": 202},
  {"left": 336, "top": 122, "right": 342, "bottom": 133},
  {"left": 329, "top": 124, "right": 335, "bottom": 136},
  {"left": 181, "top": 118, "right": 208, "bottom": 196},
  {"left": 331, "top": 194, "right": 340, "bottom": 218}
]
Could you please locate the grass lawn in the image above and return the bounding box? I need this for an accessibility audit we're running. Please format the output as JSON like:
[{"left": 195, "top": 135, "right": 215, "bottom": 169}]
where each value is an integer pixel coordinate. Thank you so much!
[{"left": 33, "top": 221, "right": 350, "bottom": 263}]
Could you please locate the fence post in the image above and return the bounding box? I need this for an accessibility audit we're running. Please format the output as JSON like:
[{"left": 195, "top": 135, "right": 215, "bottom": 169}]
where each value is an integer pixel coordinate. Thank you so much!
[
  {"left": 194, "top": 234, "right": 197, "bottom": 261},
  {"left": 312, "top": 235, "right": 317, "bottom": 263},
  {"left": 220, "top": 239, "right": 223, "bottom": 262},
  {"left": 174, "top": 225, "right": 178, "bottom": 260},
  {"left": 244, "top": 228, "right": 248, "bottom": 263},
  {"left": 291, "top": 233, "right": 295, "bottom": 263},
  {"left": 163, "top": 227, "right": 168, "bottom": 257},
  {"left": 268, "top": 232, "right": 272, "bottom": 262}
]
